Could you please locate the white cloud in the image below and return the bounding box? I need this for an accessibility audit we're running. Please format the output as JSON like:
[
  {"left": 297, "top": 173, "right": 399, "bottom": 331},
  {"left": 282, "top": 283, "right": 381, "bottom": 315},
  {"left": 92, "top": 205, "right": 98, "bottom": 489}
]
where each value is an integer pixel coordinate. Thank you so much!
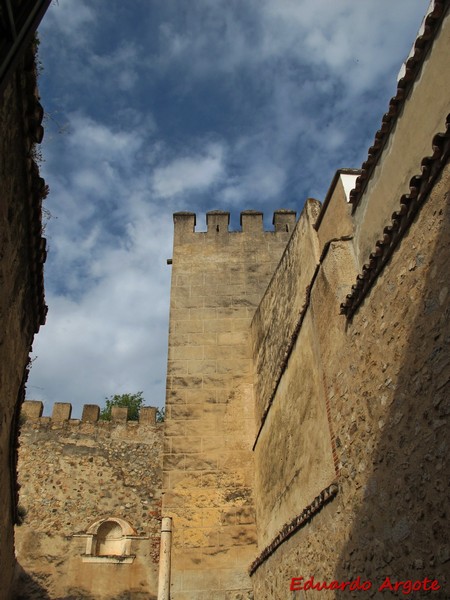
[
  {"left": 157, "top": 0, "right": 427, "bottom": 97},
  {"left": 68, "top": 114, "right": 144, "bottom": 161},
  {"left": 28, "top": 108, "right": 175, "bottom": 416},
  {"left": 90, "top": 42, "right": 140, "bottom": 91},
  {"left": 151, "top": 143, "right": 225, "bottom": 198},
  {"left": 42, "top": 0, "right": 95, "bottom": 46},
  {"left": 29, "top": 186, "right": 173, "bottom": 417},
  {"left": 29, "top": 0, "right": 430, "bottom": 417}
]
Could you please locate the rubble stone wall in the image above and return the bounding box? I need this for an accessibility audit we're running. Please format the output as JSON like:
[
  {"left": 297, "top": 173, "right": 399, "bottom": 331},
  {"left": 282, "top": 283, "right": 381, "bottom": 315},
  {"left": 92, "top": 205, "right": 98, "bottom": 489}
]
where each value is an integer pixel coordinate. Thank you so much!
[{"left": 15, "top": 402, "right": 163, "bottom": 600}]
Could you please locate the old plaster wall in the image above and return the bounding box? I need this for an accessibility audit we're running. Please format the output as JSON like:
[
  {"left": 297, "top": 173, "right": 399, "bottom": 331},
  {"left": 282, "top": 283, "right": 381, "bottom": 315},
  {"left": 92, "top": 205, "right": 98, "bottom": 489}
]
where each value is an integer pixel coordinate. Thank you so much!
[
  {"left": 251, "top": 200, "right": 321, "bottom": 425},
  {"left": 163, "top": 210, "right": 294, "bottom": 599},
  {"left": 0, "top": 47, "right": 46, "bottom": 600},
  {"left": 251, "top": 199, "right": 340, "bottom": 549},
  {"left": 14, "top": 402, "right": 163, "bottom": 600},
  {"left": 315, "top": 174, "right": 354, "bottom": 249},
  {"left": 254, "top": 306, "right": 338, "bottom": 551}
]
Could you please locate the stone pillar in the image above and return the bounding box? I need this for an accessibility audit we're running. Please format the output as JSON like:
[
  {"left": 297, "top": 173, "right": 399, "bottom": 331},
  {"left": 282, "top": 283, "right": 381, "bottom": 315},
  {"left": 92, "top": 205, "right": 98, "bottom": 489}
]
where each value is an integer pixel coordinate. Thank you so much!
[{"left": 157, "top": 517, "right": 172, "bottom": 600}]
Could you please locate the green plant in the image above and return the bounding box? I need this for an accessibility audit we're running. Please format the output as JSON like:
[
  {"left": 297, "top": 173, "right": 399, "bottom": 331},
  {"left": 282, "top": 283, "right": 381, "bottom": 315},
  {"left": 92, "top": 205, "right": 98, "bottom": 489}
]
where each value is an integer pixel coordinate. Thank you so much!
[
  {"left": 156, "top": 407, "right": 165, "bottom": 422},
  {"left": 100, "top": 392, "right": 145, "bottom": 421}
]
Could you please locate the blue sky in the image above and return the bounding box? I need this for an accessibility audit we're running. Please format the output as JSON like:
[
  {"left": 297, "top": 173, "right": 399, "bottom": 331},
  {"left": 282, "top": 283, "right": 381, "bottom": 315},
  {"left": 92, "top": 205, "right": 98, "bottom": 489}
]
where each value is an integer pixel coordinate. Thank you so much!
[{"left": 27, "top": 0, "right": 430, "bottom": 417}]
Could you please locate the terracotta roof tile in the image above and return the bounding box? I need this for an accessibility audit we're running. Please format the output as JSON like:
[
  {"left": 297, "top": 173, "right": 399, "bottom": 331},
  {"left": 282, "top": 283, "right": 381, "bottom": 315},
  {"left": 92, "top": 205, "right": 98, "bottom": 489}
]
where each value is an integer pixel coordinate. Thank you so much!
[
  {"left": 350, "top": 0, "right": 448, "bottom": 210},
  {"left": 341, "top": 114, "right": 450, "bottom": 319}
]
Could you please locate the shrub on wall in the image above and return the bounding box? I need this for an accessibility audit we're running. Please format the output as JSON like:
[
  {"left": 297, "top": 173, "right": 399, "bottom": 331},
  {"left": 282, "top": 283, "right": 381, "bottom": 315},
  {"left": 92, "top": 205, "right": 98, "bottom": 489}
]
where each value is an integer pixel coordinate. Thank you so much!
[{"left": 99, "top": 392, "right": 145, "bottom": 421}]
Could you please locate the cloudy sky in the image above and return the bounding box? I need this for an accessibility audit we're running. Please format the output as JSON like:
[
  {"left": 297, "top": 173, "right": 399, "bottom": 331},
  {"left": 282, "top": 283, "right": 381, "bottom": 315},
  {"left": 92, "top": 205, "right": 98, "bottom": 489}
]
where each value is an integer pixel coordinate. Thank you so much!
[{"left": 28, "top": 0, "right": 430, "bottom": 417}]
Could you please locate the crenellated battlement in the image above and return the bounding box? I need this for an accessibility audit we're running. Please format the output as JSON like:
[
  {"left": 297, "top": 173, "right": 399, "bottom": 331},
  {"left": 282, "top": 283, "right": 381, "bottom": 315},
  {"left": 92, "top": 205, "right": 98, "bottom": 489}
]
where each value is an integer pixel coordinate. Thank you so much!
[
  {"left": 173, "top": 209, "right": 297, "bottom": 237},
  {"left": 21, "top": 400, "right": 158, "bottom": 425}
]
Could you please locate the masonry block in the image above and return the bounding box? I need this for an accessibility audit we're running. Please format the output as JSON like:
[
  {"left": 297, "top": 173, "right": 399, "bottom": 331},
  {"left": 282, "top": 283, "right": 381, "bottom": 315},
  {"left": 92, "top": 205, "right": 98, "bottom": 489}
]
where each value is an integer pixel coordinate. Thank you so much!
[
  {"left": 206, "top": 210, "right": 230, "bottom": 234},
  {"left": 139, "top": 406, "right": 157, "bottom": 425},
  {"left": 111, "top": 406, "right": 128, "bottom": 421},
  {"left": 21, "top": 400, "right": 43, "bottom": 419},
  {"left": 273, "top": 209, "right": 296, "bottom": 232},
  {"left": 51, "top": 402, "right": 72, "bottom": 420},
  {"left": 81, "top": 404, "right": 100, "bottom": 422},
  {"left": 165, "top": 208, "right": 295, "bottom": 598},
  {"left": 240, "top": 210, "right": 263, "bottom": 233},
  {"left": 173, "top": 212, "right": 196, "bottom": 241}
]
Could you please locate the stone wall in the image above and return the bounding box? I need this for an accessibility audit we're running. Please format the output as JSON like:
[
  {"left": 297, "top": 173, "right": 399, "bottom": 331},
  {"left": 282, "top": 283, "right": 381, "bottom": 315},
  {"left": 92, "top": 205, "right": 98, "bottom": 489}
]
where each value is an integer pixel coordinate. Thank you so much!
[
  {"left": 251, "top": 200, "right": 321, "bottom": 426},
  {"left": 0, "top": 45, "right": 47, "bottom": 600},
  {"left": 163, "top": 210, "right": 295, "bottom": 599},
  {"left": 251, "top": 155, "right": 450, "bottom": 600},
  {"left": 249, "top": 5, "right": 450, "bottom": 596},
  {"left": 15, "top": 401, "right": 163, "bottom": 600},
  {"left": 9, "top": 5, "right": 448, "bottom": 600}
]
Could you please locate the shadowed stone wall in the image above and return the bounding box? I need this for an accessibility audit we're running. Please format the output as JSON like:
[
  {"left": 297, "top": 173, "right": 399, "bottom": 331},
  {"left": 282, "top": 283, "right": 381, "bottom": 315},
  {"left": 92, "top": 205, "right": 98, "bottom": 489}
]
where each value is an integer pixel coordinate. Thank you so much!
[
  {"left": 0, "top": 45, "right": 46, "bottom": 600},
  {"left": 251, "top": 156, "right": 450, "bottom": 600}
]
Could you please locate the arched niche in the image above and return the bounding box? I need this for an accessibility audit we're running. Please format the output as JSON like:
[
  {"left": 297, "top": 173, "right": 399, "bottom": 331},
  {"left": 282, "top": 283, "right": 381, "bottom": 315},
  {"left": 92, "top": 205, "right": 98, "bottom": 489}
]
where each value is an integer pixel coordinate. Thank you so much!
[{"left": 83, "top": 517, "right": 137, "bottom": 563}]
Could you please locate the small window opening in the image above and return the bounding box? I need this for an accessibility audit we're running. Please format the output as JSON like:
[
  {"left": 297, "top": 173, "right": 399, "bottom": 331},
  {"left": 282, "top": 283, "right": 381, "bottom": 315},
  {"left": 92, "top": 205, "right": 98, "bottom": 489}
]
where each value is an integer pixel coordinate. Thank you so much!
[
  {"left": 216, "top": 224, "right": 220, "bottom": 232},
  {"left": 285, "top": 224, "right": 289, "bottom": 232}
]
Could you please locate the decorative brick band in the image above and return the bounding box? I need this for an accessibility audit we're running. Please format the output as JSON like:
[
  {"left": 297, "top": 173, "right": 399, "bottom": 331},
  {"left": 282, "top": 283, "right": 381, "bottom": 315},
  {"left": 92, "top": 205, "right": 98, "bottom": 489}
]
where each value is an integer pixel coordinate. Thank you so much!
[
  {"left": 249, "top": 482, "right": 339, "bottom": 576},
  {"left": 350, "top": 0, "right": 447, "bottom": 211},
  {"left": 341, "top": 115, "right": 450, "bottom": 319}
]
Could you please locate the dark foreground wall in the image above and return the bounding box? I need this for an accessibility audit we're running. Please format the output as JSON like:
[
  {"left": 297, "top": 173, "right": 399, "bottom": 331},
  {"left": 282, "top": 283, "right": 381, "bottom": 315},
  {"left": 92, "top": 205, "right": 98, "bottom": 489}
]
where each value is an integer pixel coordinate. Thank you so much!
[{"left": 0, "top": 45, "right": 47, "bottom": 600}]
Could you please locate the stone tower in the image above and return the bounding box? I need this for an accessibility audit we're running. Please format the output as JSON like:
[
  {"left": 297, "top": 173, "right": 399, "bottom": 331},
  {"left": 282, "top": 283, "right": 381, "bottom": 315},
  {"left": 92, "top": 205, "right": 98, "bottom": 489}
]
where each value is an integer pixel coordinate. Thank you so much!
[{"left": 162, "top": 209, "right": 295, "bottom": 599}]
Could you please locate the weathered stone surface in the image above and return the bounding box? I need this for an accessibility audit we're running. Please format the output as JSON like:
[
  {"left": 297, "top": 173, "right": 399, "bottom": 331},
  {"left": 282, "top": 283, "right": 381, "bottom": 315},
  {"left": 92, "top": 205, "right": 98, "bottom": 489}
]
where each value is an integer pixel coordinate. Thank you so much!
[
  {"left": 164, "top": 214, "right": 294, "bottom": 598},
  {"left": 15, "top": 409, "right": 163, "bottom": 599},
  {"left": 252, "top": 163, "right": 450, "bottom": 600},
  {"left": 251, "top": 199, "right": 321, "bottom": 424}
]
